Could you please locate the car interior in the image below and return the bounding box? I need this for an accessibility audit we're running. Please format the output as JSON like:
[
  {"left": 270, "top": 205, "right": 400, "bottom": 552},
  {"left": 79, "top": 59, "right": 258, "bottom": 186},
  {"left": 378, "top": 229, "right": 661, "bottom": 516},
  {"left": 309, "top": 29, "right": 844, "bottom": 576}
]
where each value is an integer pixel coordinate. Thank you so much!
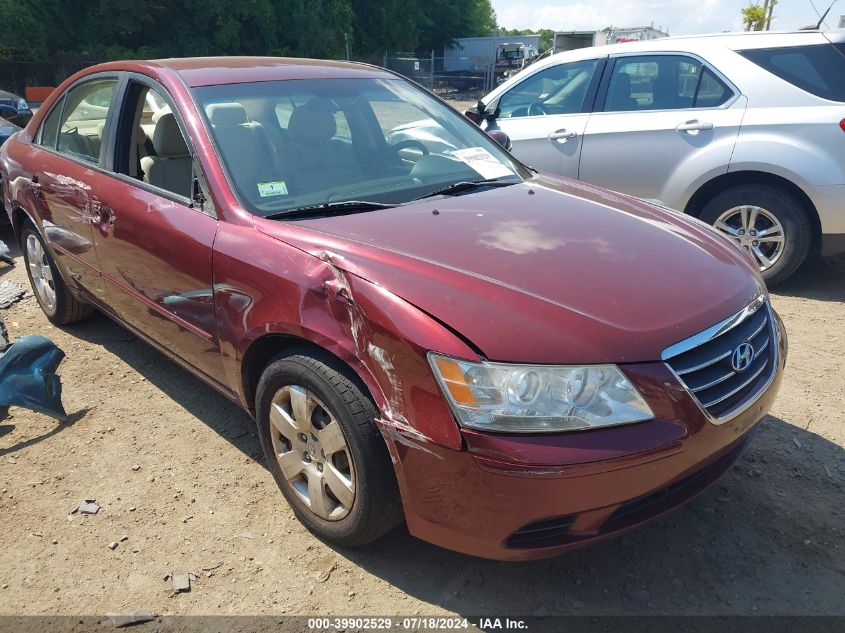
[
  {"left": 496, "top": 60, "right": 598, "bottom": 117},
  {"left": 604, "top": 56, "right": 731, "bottom": 111},
  {"left": 192, "top": 81, "right": 490, "bottom": 213},
  {"left": 56, "top": 79, "right": 117, "bottom": 164},
  {"left": 44, "top": 77, "right": 512, "bottom": 213}
]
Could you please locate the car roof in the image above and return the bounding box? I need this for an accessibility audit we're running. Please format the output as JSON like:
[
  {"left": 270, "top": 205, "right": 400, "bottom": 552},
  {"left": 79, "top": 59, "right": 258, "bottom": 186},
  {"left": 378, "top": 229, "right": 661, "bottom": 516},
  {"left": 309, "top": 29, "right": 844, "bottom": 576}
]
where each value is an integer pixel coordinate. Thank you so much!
[{"left": 89, "top": 56, "right": 395, "bottom": 87}]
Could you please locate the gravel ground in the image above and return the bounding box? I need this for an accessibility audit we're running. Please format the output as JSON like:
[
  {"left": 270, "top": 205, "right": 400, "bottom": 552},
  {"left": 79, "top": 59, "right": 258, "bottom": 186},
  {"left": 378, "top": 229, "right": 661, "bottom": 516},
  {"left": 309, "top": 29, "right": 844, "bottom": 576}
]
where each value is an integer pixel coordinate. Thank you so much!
[{"left": 0, "top": 224, "right": 842, "bottom": 618}]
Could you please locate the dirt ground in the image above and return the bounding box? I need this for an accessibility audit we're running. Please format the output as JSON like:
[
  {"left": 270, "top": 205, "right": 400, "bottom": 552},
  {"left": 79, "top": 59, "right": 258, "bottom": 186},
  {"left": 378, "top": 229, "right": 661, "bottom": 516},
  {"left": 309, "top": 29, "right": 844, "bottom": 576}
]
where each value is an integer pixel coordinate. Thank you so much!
[{"left": 0, "top": 223, "right": 842, "bottom": 618}]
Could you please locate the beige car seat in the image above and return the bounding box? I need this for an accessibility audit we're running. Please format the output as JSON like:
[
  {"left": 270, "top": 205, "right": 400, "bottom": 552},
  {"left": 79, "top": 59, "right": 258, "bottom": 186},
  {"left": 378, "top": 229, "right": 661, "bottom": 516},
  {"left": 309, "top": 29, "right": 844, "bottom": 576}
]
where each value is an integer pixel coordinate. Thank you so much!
[{"left": 140, "top": 113, "right": 192, "bottom": 197}]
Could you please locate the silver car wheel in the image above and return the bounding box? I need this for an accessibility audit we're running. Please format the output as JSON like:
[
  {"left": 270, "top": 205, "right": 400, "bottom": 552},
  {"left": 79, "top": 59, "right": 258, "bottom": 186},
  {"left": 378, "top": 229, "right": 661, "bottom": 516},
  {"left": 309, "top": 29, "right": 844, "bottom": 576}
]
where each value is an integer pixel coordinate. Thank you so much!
[
  {"left": 713, "top": 205, "right": 785, "bottom": 271},
  {"left": 25, "top": 234, "right": 57, "bottom": 312},
  {"left": 268, "top": 385, "right": 355, "bottom": 521}
]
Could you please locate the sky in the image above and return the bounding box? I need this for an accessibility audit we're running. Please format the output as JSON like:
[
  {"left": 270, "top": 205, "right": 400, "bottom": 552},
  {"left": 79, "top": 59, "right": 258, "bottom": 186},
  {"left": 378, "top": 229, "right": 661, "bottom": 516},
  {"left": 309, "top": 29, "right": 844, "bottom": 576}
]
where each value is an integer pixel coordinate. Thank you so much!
[{"left": 491, "top": 0, "right": 843, "bottom": 36}]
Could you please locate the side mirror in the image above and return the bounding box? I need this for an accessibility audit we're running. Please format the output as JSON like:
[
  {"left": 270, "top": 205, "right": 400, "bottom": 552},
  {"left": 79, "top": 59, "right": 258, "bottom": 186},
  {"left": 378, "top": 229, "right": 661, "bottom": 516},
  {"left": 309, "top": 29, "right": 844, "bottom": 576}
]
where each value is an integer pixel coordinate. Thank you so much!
[
  {"left": 0, "top": 105, "right": 17, "bottom": 121},
  {"left": 463, "top": 99, "right": 487, "bottom": 126},
  {"left": 11, "top": 110, "right": 32, "bottom": 127},
  {"left": 486, "top": 130, "right": 512, "bottom": 151}
]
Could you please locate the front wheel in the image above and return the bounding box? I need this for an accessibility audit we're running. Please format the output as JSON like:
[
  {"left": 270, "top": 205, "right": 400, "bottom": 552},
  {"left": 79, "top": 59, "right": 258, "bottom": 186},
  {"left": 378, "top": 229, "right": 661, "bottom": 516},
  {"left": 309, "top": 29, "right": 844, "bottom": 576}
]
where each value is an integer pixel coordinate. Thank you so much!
[
  {"left": 699, "top": 185, "right": 812, "bottom": 286},
  {"left": 255, "top": 348, "right": 403, "bottom": 547}
]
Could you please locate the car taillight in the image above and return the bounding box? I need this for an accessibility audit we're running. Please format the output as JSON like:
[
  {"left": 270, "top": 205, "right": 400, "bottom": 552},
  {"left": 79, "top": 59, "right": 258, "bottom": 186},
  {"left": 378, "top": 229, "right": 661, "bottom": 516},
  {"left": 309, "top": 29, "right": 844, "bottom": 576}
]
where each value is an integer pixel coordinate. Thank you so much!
[{"left": 840, "top": 119, "right": 845, "bottom": 133}]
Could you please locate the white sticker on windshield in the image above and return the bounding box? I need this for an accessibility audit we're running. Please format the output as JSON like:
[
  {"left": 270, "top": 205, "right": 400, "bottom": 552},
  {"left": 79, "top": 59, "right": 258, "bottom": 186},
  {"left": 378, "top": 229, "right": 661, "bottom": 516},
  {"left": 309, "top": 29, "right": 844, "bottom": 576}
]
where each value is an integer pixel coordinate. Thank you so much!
[
  {"left": 451, "top": 147, "right": 514, "bottom": 180},
  {"left": 257, "top": 181, "right": 288, "bottom": 197}
]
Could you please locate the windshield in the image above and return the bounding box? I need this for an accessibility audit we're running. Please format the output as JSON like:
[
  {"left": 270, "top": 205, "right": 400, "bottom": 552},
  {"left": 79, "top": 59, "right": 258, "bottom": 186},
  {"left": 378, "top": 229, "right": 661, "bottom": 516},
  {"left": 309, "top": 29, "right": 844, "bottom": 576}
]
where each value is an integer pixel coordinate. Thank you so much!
[{"left": 193, "top": 78, "right": 526, "bottom": 217}]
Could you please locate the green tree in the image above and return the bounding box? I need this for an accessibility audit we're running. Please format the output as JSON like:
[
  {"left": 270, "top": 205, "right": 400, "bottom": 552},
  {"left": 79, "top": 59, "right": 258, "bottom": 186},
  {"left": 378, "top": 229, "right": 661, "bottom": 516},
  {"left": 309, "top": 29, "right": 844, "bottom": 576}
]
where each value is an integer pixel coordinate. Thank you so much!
[
  {"left": 0, "top": 0, "right": 503, "bottom": 63},
  {"left": 742, "top": 0, "right": 776, "bottom": 31},
  {"left": 0, "top": 0, "right": 70, "bottom": 60}
]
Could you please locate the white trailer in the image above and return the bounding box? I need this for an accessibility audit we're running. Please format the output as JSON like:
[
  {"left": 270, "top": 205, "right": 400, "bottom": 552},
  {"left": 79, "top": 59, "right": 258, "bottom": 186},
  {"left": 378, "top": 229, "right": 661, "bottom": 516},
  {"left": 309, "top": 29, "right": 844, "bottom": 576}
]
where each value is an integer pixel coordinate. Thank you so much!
[{"left": 553, "top": 26, "right": 668, "bottom": 54}]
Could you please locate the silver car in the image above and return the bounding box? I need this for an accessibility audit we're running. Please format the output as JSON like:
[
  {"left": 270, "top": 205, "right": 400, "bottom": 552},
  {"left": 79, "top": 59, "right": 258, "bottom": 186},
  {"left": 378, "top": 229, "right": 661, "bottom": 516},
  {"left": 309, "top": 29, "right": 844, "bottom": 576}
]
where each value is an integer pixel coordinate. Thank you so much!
[{"left": 469, "top": 30, "right": 845, "bottom": 284}]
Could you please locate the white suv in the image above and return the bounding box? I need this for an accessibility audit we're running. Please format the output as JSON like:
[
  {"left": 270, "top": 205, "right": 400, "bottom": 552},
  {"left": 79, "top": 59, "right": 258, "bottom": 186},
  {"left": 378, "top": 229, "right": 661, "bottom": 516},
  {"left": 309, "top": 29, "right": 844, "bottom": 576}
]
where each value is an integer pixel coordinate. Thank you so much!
[{"left": 471, "top": 30, "right": 845, "bottom": 284}]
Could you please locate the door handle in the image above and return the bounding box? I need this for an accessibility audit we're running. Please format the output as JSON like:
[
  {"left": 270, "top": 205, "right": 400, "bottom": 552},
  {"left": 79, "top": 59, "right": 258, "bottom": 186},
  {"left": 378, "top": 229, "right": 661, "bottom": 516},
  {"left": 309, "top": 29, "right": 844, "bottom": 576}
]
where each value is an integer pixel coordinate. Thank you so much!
[
  {"left": 548, "top": 129, "right": 577, "bottom": 142},
  {"left": 676, "top": 120, "right": 714, "bottom": 133}
]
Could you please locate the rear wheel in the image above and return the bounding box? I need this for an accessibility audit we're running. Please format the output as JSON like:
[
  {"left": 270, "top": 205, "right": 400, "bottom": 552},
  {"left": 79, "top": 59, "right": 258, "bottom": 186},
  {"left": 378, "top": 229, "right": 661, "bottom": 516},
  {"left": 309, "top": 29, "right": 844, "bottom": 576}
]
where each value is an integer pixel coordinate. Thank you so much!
[
  {"left": 20, "top": 221, "right": 93, "bottom": 325},
  {"left": 255, "top": 348, "right": 403, "bottom": 547},
  {"left": 699, "top": 184, "right": 812, "bottom": 286}
]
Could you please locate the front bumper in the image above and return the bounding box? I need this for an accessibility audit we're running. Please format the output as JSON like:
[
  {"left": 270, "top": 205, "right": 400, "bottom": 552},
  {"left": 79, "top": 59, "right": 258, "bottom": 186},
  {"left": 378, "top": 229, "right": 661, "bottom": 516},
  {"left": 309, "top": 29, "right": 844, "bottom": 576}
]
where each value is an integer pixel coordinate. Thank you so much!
[{"left": 379, "top": 311, "right": 786, "bottom": 561}]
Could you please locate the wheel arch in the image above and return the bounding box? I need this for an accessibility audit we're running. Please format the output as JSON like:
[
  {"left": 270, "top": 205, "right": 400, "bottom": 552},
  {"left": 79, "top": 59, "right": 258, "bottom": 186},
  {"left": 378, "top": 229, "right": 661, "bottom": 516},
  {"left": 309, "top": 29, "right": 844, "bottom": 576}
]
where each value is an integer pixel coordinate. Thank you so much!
[
  {"left": 240, "top": 333, "right": 380, "bottom": 420},
  {"left": 683, "top": 170, "right": 822, "bottom": 252},
  {"left": 10, "top": 203, "right": 35, "bottom": 243}
]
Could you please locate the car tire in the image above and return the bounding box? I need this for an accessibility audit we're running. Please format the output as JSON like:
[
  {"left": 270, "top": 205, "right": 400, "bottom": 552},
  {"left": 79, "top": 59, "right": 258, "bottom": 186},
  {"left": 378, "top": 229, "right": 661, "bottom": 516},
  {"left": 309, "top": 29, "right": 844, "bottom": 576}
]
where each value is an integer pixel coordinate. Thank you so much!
[
  {"left": 699, "top": 184, "right": 812, "bottom": 286},
  {"left": 255, "top": 347, "right": 403, "bottom": 547},
  {"left": 20, "top": 221, "right": 94, "bottom": 325}
]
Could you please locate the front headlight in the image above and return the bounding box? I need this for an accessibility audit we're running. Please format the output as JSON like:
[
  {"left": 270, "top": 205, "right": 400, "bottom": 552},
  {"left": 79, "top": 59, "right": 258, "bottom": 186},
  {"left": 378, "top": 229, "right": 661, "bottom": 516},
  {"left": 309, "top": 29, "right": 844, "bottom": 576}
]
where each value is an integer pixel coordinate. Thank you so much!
[
  {"left": 428, "top": 353, "right": 653, "bottom": 433},
  {"left": 16, "top": 99, "right": 29, "bottom": 111}
]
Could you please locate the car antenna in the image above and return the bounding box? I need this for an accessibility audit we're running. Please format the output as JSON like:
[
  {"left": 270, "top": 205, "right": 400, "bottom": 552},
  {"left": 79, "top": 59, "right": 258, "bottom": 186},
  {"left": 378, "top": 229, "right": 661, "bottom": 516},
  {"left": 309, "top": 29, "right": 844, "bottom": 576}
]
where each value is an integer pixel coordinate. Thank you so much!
[{"left": 800, "top": 0, "right": 838, "bottom": 30}]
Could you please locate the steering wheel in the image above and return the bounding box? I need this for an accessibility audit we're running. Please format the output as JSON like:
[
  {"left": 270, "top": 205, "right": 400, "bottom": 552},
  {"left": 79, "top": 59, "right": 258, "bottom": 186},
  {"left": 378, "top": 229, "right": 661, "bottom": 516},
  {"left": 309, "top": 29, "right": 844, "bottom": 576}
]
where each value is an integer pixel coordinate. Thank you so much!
[
  {"left": 527, "top": 101, "right": 549, "bottom": 116},
  {"left": 387, "top": 139, "right": 430, "bottom": 157}
]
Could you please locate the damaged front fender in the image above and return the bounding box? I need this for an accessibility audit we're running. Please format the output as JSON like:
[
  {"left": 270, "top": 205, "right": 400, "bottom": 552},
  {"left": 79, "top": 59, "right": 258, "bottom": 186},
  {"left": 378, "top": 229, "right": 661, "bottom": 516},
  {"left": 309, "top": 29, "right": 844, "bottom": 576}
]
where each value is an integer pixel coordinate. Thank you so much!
[{"left": 0, "top": 334, "right": 68, "bottom": 422}]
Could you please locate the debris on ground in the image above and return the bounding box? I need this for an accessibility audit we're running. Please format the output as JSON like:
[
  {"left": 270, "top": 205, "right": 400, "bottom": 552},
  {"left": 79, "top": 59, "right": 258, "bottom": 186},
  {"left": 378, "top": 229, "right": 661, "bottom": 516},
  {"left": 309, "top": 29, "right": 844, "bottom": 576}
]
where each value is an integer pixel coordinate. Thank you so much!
[
  {"left": 0, "top": 241, "right": 13, "bottom": 265},
  {"left": 108, "top": 542, "right": 118, "bottom": 550},
  {"left": 105, "top": 610, "right": 155, "bottom": 628},
  {"left": 74, "top": 499, "right": 100, "bottom": 515},
  {"left": 165, "top": 571, "right": 192, "bottom": 594},
  {"left": 0, "top": 281, "right": 26, "bottom": 309},
  {"left": 793, "top": 437, "right": 802, "bottom": 449},
  {"left": 316, "top": 562, "right": 337, "bottom": 583}
]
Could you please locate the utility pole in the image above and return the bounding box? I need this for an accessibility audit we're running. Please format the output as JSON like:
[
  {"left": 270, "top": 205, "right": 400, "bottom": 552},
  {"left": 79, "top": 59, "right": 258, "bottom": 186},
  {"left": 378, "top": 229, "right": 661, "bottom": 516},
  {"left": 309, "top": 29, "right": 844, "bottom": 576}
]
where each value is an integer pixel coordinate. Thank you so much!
[{"left": 765, "top": 0, "right": 775, "bottom": 29}]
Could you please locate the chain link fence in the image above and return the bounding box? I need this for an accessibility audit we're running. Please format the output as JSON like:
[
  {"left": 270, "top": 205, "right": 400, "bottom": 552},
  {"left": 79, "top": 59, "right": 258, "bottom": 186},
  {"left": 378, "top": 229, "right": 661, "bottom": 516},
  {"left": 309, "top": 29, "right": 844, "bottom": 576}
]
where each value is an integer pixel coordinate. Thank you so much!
[
  {"left": 2, "top": 55, "right": 493, "bottom": 104},
  {"left": 381, "top": 53, "right": 494, "bottom": 101},
  {"left": 0, "top": 60, "right": 96, "bottom": 99}
]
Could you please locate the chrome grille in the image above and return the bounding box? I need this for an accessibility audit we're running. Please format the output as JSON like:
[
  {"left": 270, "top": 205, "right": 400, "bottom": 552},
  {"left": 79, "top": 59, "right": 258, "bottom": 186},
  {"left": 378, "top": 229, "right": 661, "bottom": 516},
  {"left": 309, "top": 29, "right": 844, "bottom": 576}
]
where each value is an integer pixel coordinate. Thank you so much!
[
  {"left": 663, "top": 296, "right": 775, "bottom": 420},
  {"left": 0, "top": 98, "right": 14, "bottom": 107}
]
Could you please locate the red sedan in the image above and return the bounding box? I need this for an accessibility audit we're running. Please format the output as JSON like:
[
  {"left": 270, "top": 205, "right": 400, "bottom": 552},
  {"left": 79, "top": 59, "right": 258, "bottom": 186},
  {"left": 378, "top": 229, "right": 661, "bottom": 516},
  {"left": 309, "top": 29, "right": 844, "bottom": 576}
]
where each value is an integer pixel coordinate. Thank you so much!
[{"left": 0, "top": 58, "right": 785, "bottom": 560}]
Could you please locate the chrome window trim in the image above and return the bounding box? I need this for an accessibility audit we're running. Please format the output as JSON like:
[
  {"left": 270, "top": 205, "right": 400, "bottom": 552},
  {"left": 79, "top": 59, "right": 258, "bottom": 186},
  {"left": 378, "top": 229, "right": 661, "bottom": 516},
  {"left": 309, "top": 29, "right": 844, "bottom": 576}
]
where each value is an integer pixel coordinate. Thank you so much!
[{"left": 662, "top": 294, "right": 779, "bottom": 425}]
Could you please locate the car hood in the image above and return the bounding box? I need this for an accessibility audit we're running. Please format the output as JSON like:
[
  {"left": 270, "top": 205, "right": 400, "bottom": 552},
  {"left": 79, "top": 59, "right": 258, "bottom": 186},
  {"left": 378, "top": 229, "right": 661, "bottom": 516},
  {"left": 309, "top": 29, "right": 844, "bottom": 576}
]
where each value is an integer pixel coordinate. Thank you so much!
[{"left": 257, "top": 175, "right": 764, "bottom": 364}]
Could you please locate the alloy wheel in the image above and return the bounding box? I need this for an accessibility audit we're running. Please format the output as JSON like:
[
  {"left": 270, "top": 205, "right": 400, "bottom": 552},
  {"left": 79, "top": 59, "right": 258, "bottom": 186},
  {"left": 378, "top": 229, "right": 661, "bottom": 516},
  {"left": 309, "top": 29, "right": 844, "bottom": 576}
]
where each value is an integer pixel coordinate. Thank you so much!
[
  {"left": 25, "top": 234, "right": 57, "bottom": 312},
  {"left": 713, "top": 205, "right": 785, "bottom": 271},
  {"left": 268, "top": 385, "right": 355, "bottom": 520}
]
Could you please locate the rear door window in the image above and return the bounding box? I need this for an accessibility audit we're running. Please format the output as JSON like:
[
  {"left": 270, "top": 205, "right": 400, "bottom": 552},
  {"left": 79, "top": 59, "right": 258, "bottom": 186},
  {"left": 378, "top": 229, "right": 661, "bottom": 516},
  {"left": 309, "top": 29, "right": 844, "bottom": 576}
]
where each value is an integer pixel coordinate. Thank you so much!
[
  {"left": 739, "top": 44, "right": 845, "bottom": 101},
  {"left": 603, "top": 55, "right": 733, "bottom": 112},
  {"left": 56, "top": 79, "right": 119, "bottom": 164},
  {"left": 38, "top": 97, "right": 64, "bottom": 149}
]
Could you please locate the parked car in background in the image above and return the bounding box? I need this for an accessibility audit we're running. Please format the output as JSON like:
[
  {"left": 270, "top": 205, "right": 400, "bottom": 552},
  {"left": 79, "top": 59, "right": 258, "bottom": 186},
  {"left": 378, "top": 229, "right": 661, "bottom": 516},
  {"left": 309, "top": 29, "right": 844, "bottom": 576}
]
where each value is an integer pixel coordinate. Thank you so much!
[
  {"left": 0, "top": 116, "right": 21, "bottom": 220},
  {"left": 0, "top": 90, "right": 33, "bottom": 127},
  {"left": 1, "top": 57, "right": 785, "bottom": 560},
  {"left": 0, "top": 116, "right": 21, "bottom": 146},
  {"left": 467, "top": 29, "right": 845, "bottom": 285}
]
